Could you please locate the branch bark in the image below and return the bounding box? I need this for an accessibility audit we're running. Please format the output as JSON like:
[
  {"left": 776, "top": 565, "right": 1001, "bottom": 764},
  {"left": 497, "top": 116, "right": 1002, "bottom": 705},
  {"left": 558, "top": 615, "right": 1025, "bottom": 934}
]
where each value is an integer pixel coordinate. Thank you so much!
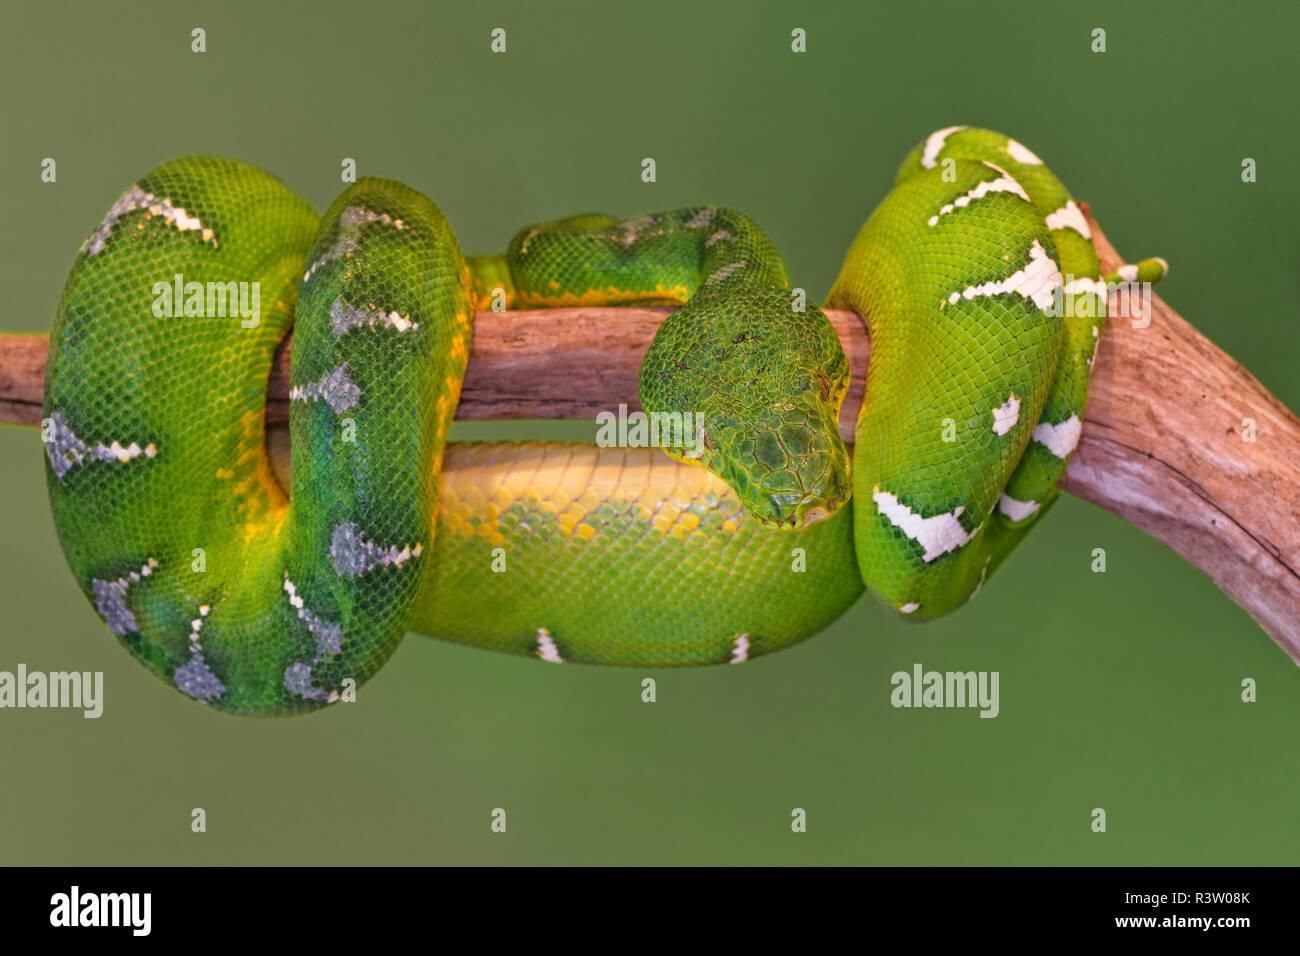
[{"left": 4, "top": 211, "right": 1298, "bottom": 661}]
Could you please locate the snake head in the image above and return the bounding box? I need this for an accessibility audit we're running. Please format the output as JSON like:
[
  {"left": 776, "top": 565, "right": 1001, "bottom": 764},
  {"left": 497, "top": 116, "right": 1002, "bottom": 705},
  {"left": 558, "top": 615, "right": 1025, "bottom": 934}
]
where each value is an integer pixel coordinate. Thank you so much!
[
  {"left": 641, "top": 291, "right": 852, "bottom": 530},
  {"left": 694, "top": 411, "right": 852, "bottom": 529}
]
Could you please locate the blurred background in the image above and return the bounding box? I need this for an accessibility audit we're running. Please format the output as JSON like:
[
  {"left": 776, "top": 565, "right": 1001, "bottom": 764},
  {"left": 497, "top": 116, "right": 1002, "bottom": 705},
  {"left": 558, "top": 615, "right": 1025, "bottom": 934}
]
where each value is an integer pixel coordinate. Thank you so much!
[{"left": 0, "top": 0, "right": 1296, "bottom": 864}]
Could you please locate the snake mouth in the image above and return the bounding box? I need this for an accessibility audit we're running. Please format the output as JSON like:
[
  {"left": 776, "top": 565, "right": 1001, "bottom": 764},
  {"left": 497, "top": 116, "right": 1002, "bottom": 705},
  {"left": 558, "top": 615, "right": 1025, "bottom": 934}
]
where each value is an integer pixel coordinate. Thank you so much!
[
  {"left": 800, "top": 507, "right": 832, "bottom": 528},
  {"left": 752, "top": 495, "right": 842, "bottom": 530}
]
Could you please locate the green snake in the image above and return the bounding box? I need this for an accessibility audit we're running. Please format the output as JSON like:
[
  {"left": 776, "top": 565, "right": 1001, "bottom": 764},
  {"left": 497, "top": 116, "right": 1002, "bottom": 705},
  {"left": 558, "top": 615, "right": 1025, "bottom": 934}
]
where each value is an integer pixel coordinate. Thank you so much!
[{"left": 40, "top": 127, "right": 1166, "bottom": 716}]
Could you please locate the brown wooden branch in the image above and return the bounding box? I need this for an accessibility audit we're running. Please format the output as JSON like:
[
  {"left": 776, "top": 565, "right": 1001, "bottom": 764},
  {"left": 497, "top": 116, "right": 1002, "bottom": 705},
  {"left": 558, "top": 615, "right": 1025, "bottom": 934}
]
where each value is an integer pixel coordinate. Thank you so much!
[{"left": 4, "top": 211, "right": 1298, "bottom": 662}]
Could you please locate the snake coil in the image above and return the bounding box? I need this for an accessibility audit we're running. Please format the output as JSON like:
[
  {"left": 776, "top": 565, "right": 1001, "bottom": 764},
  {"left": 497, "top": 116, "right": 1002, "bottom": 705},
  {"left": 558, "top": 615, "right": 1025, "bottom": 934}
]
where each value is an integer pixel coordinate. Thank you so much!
[{"left": 42, "top": 127, "right": 1164, "bottom": 715}]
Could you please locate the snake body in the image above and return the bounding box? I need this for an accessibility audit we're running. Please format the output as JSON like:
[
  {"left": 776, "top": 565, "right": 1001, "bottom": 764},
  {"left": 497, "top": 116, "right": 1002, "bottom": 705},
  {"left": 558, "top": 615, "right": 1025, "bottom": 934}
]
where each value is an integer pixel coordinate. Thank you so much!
[{"left": 41, "top": 128, "right": 1163, "bottom": 715}]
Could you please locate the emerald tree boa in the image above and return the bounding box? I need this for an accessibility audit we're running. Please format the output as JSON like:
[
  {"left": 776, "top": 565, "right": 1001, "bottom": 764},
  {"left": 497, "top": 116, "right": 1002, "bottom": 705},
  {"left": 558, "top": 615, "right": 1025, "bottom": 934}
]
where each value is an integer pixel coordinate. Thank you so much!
[{"left": 40, "top": 127, "right": 1165, "bottom": 715}]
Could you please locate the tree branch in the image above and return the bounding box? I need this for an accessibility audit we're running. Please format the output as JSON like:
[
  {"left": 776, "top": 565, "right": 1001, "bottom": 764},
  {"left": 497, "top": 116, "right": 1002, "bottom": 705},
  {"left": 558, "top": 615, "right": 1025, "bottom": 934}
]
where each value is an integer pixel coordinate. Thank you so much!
[{"left": 4, "top": 211, "right": 1298, "bottom": 661}]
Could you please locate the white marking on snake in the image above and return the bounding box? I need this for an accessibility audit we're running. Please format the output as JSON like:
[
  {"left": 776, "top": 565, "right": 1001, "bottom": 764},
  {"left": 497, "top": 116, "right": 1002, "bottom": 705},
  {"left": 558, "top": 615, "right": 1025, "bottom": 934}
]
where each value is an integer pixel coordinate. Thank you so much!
[
  {"left": 1031, "top": 414, "right": 1082, "bottom": 459},
  {"left": 1153, "top": 257, "right": 1169, "bottom": 277},
  {"left": 329, "top": 298, "right": 418, "bottom": 337},
  {"left": 991, "top": 392, "right": 1021, "bottom": 436},
  {"left": 998, "top": 494, "right": 1041, "bottom": 521},
  {"left": 517, "top": 228, "right": 542, "bottom": 255},
  {"left": 282, "top": 577, "right": 344, "bottom": 657},
  {"left": 706, "top": 261, "right": 747, "bottom": 285},
  {"left": 91, "top": 557, "right": 159, "bottom": 636},
  {"left": 82, "top": 185, "right": 217, "bottom": 255},
  {"left": 45, "top": 411, "right": 157, "bottom": 481},
  {"left": 289, "top": 363, "right": 361, "bottom": 414},
  {"left": 174, "top": 651, "right": 224, "bottom": 702},
  {"left": 705, "top": 229, "right": 731, "bottom": 247},
  {"left": 921, "top": 126, "right": 968, "bottom": 168},
  {"left": 83, "top": 186, "right": 149, "bottom": 255},
  {"left": 872, "top": 487, "right": 981, "bottom": 563},
  {"left": 303, "top": 205, "right": 407, "bottom": 281},
  {"left": 282, "top": 575, "right": 344, "bottom": 702},
  {"left": 899, "top": 603, "right": 920, "bottom": 614},
  {"left": 945, "top": 240, "right": 1062, "bottom": 312},
  {"left": 1117, "top": 264, "right": 1139, "bottom": 282},
  {"left": 1064, "top": 277, "right": 1104, "bottom": 298},
  {"left": 685, "top": 208, "right": 717, "bottom": 230},
  {"left": 329, "top": 522, "right": 423, "bottom": 578},
  {"left": 730, "top": 633, "right": 750, "bottom": 663},
  {"left": 175, "top": 601, "right": 224, "bottom": 702},
  {"left": 618, "top": 215, "right": 657, "bottom": 245},
  {"left": 1044, "top": 200, "right": 1091, "bottom": 239},
  {"left": 536, "top": 628, "right": 563, "bottom": 663},
  {"left": 1005, "top": 139, "right": 1043, "bottom": 165},
  {"left": 969, "top": 556, "right": 992, "bottom": 601},
  {"left": 150, "top": 194, "right": 211, "bottom": 242},
  {"left": 1065, "top": 277, "right": 1109, "bottom": 334},
  {"left": 928, "top": 163, "right": 1030, "bottom": 226}
]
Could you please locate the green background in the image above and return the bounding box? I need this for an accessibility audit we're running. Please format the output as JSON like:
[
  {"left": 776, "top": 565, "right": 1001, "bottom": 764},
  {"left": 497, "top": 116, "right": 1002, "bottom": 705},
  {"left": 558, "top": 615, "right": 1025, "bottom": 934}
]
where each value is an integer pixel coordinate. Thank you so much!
[{"left": 1, "top": 0, "right": 1296, "bottom": 865}]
